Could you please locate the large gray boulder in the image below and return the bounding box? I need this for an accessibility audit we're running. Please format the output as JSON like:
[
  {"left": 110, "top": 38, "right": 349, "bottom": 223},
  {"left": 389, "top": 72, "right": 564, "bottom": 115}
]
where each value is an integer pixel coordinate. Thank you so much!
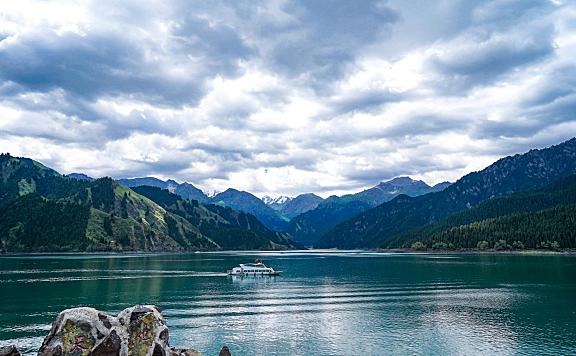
[{"left": 38, "top": 305, "right": 200, "bottom": 356}]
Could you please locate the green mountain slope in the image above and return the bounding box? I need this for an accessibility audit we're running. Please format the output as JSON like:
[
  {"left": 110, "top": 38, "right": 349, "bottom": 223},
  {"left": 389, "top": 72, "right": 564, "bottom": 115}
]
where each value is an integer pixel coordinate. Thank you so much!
[
  {"left": 132, "top": 186, "right": 298, "bottom": 250},
  {"left": 0, "top": 154, "right": 217, "bottom": 252},
  {"left": 317, "top": 137, "right": 576, "bottom": 248},
  {"left": 386, "top": 174, "right": 576, "bottom": 249},
  {"left": 0, "top": 154, "right": 294, "bottom": 252}
]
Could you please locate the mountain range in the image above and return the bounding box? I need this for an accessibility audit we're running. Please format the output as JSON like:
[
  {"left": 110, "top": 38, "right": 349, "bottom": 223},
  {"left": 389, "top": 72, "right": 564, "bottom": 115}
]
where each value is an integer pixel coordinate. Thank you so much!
[
  {"left": 317, "top": 138, "right": 576, "bottom": 249},
  {"left": 285, "top": 176, "right": 452, "bottom": 246},
  {"left": 112, "top": 176, "right": 450, "bottom": 239},
  {"left": 112, "top": 178, "right": 289, "bottom": 231},
  {"left": 0, "top": 154, "right": 297, "bottom": 252},
  {"left": 4, "top": 137, "right": 575, "bottom": 252}
]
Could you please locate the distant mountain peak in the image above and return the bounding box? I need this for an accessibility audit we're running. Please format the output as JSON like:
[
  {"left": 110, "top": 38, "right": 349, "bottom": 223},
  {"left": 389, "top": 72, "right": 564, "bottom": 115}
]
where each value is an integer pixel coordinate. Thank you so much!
[
  {"left": 221, "top": 187, "right": 243, "bottom": 195},
  {"left": 298, "top": 193, "right": 321, "bottom": 198},
  {"left": 165, "top": 179, "right": 178, "bottom": 193},
  {"left": 379, "top": 176, "right": 429, "bottom": 188},
  {"left": 384, "top": 176, "right": 414, "bottom": 183}
]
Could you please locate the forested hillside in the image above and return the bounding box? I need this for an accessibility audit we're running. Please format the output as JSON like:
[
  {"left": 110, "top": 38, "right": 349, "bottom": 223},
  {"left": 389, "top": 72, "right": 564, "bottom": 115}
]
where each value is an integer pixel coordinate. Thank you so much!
[
  {"left": 318, "top": 138, "right": 576, "bottom": 248},
  {"left": 386, "top": 174, "right": 576, "bottom": 249}
]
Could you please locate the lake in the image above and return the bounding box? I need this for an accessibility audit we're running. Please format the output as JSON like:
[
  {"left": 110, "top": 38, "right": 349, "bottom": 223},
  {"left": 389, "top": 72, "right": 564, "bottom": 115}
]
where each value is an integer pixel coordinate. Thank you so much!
[{"left": 1, "top": 251, "right": 575, "bottom": 355}]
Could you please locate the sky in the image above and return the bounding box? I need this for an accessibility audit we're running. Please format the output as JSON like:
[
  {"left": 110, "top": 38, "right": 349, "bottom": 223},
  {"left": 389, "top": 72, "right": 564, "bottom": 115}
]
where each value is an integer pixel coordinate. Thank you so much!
[{"left": 0, "top": 0, "right": 575, "bottom": 198}]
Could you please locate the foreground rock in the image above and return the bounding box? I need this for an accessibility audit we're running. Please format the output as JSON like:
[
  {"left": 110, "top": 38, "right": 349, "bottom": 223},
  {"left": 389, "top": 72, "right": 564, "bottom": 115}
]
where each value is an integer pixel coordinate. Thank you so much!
[
  {"left": 39, "top": 305, "right": 201, "bottom": 356},
  {"left": 0, "top": 346, "right": 21, "bottom": 356},
  {"left": 218, "top": 346, "right": 231, "bottom": 356}
]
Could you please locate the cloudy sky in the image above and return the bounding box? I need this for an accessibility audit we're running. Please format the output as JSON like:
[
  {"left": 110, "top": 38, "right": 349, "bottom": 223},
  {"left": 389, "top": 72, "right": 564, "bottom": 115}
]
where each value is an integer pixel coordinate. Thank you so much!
[{"left": 1, "top": 0, "right": 575, "bottom": 197}]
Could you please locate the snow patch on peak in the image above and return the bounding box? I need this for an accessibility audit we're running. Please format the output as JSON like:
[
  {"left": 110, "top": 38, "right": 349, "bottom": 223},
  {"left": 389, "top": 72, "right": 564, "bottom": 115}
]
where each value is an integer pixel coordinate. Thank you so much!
[
  {"left": 262, "top": 195, "right": 293, "bottom": 206},
  {"left": 261, "top": 195, "right": 274, "bottom": 205},
  {"left": 207, "top": 190, "right": 221, "bottom": 198}
]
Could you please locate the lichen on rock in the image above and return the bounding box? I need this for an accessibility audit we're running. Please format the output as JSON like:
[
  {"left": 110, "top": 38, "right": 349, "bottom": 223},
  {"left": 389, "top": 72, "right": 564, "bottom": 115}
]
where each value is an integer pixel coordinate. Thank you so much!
[{"left": 37, "top": 305, "right": 201, "bottom": 356}]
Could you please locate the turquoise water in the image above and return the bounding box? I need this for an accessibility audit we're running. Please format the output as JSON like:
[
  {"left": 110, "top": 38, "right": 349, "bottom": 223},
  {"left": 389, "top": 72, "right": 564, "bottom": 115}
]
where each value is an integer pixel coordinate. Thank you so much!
[{"left": 1, "top": 251, "right": 575, "bottom": 355}]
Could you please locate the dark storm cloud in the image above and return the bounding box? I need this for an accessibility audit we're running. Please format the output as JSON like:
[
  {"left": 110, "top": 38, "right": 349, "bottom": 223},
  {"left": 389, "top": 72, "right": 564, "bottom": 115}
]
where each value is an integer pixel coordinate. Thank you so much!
[
  {"left": 0, "top": 32, "right": 174, "bottom": 104},
  {"left": 471, "top": 0, "right": 556, "bottom": 28},
  {"left": 526, "top": 94, "right": 576, "bottom": 128},
  {"left": 383, "top": 115, "right": 470, "bottom": 137},
  {"left": 0, "top": 92, "right": 183, "bottom": 146},
  {"left": 0, "top": 0, "right": 255, "bottom": 109},
  {"left": 171, "top": 18, "right": 254, "bottom": 69},
  {"left": 472, "top": 64, "right": 576, "bottom": 140},
  {"left": 428, "top": 29, "right": 555, "bottom": 93},
  {"left": 472, "top": 94, "right": 576, "bottom": 141},
  {"left": 520, "top": 65, "right": 576, "bottom": 107},
  {"left": 0, "top": 30, "right": 237, "bottom": 107},
  {"left": 250, "top": 0, "right": 399, "bottom": 89},
  {"left": 4, "top": 90, "right": 103, "bottom": 123},
  {"left": 328, "top": 89, "right": 405, "bottom": 117},
  {"left": 124, "top": 157, "right": 193, "bottom": 174},
  {"left": 166, "top": 0, "right": 398, "bottom": 91}
]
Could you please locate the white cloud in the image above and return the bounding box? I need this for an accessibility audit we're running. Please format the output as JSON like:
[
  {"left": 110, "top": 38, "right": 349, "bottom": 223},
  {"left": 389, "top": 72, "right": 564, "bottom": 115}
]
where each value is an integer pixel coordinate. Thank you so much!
[{"left": 0, "top": 0, "right": 575, "bottom": 198}]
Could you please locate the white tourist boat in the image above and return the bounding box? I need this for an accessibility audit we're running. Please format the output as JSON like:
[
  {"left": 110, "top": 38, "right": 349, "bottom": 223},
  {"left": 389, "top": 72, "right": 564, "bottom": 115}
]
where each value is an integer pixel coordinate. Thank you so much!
[{"left": 227, "top": 259, "right": 280, "bottom": 276}]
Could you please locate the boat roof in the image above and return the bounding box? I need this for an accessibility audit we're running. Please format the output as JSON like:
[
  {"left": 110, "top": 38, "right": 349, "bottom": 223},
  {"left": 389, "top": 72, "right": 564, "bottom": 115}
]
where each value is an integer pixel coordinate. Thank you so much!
[{"left": 240, "top": 263, "right": 267, "bottom": 267}]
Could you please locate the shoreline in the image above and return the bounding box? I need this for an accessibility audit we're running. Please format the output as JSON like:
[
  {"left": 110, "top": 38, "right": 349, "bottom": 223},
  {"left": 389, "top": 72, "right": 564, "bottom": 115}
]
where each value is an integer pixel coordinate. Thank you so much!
[
  {"left": 1, "top": 248, "right": 575, "bottom": 256},
  {"left": 379, "top": 248, "right": 576, "bottom": 255}
]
